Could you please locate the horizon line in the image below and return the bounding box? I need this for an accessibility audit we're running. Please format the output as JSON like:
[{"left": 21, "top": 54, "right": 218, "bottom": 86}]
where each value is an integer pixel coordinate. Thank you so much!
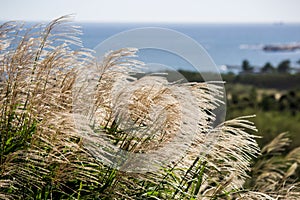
[{"left": 1, "top": 19, "right": 300, "bottom": 25}]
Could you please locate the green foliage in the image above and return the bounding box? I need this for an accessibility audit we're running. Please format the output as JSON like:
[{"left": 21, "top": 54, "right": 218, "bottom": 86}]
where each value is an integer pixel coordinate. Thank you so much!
[
  {"left": 178, "top": 69, "right": 204, "bottom": 82},
  {"left": 277, "top": 59, "right": 291, "bottom": 73},
  {"left": 226, "top": 83, "right": 300, "bottom": 149},
  {"left": 225, "top": 73, "right": 300, "bottom": 90},
  {"left": 261, "top": 62, "right": 275, "bottom": 73},
  {"left": 179, "top": 70, "right": 300, "bottom": 90},
  {"left": 242, "top": 59, "right": 253, "bottom": 73}
]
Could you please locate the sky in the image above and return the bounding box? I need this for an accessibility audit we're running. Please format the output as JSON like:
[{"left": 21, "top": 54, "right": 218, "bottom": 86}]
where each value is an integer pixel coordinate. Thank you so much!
[{"left": 1, "top": 0, "right": 300, "bottom": 23}]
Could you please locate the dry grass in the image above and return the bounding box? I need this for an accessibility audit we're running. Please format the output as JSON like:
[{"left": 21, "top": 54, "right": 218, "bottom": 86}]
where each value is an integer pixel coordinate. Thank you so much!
[
  {"left": 0, "top": 16, "right": 299, "bottom": 199},
  {"left": 245, "top": 132, "right": 300, "bottom": 199},
  {"left": 0, "top": 15, "right": 100, "bottom": 199}
]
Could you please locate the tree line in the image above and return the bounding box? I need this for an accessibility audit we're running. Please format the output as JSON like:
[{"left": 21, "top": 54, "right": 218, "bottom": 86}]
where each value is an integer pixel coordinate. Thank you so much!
[{"left": 242, "top": 59, "right": 300, "bottom": 74}]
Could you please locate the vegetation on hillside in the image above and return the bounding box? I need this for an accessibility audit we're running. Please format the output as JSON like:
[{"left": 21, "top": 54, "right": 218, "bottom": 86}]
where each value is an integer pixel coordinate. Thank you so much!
[{"left": 1, "top": 16, "right": 300, "bottom": 199}]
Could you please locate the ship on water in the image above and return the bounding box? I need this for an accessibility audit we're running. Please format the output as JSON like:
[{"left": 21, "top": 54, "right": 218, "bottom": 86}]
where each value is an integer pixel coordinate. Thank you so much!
[{"left": 263, "top": 43, "right": 300, "bottom": 52}]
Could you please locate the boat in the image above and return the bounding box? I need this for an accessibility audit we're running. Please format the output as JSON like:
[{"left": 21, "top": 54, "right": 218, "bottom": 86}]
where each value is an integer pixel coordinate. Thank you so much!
[{"left": 263, "top": 44, "right": 300, "bottom": 52}]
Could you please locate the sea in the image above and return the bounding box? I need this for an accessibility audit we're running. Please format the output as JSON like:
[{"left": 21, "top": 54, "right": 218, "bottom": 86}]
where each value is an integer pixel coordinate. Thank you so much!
[{"left": 78, "top": 23, "right": 300, "bottom": 73}]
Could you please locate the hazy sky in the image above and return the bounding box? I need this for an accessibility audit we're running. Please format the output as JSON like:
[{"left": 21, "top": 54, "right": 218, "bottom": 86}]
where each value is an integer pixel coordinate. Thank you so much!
[{"left": 1, "top": 0, "right": 300, "bottom": 23}]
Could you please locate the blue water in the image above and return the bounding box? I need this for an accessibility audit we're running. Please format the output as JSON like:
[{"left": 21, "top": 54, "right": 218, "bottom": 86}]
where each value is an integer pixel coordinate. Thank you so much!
[{"left": 79, "top": 23, "right": 300, "bottom": 71}]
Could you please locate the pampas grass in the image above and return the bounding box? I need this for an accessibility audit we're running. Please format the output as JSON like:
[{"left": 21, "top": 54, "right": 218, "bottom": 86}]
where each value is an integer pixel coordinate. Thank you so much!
[
  {"left": 0, "top": 16, "right": 299, "bottom": 199},
  {"left": 245, "top": 132, "right": 300, "bottom": 199}
]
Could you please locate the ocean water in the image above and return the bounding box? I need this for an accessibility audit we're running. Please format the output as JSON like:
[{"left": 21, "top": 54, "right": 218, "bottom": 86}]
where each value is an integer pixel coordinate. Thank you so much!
[{"left": 73, "top": 23, "right": 297, "bottom": 72}]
